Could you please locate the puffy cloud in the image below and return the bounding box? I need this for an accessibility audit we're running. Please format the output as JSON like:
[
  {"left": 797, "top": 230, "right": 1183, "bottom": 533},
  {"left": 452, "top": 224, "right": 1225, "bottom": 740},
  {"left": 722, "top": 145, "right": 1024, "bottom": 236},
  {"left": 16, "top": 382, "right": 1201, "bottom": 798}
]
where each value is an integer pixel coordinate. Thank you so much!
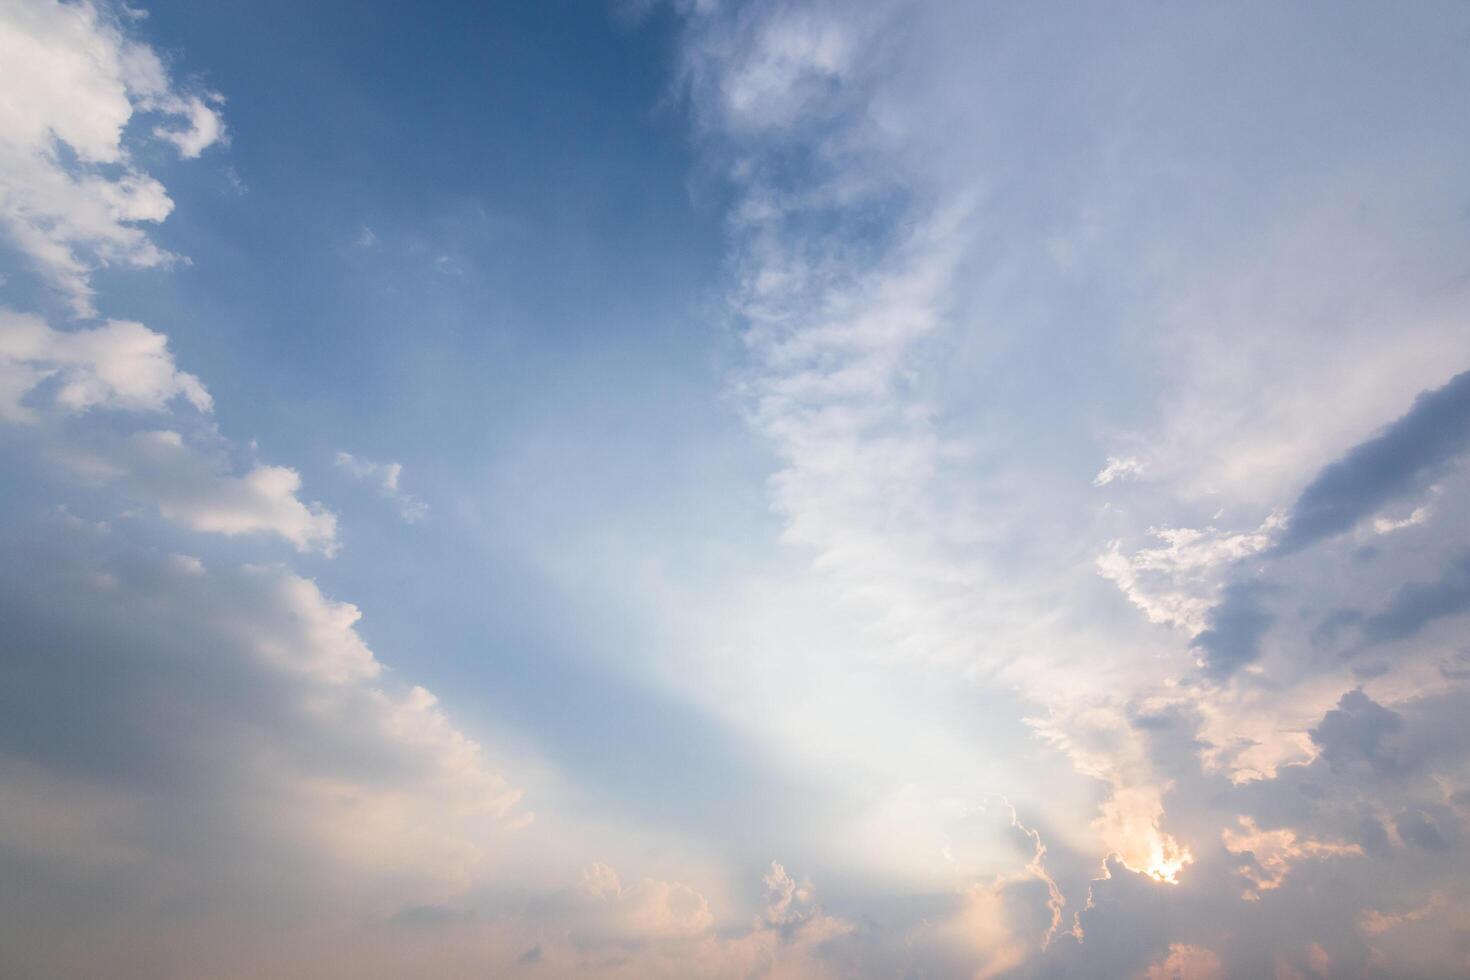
[
  {"left": 1220, "top": 817, "right": 1362, "bottom": 899},
  {"left": 153, "top": 93, "right": 227, "bottom": 159},
  {"left": 1097, "top": 516, "right": 1282, "bottom": 636},
  {"left": 0, "top": 536, "right": 527, "bottom": 960},
  {"left": 0, "top": 0, "right": 224, "bottom": 312},
  {"left": 572, "top": 862, "right": 715, "bottom": 942},
  {"left": 1309, "top": 689, "right": 1403, "bottom": 777},
  {"left": 61, "top": 429, "right": 339, "bottom": 554},
  {"left": 0, "top": 308, "right": 336, "bottom": 556},
  {"left": 0, "top": 307, "right": 210, "bottom": 421},
  {"left": 1140, "top": 944, "right": 1224, "bottom": 980},
  {"left": 0, "top": 293, "right": 329, "bottom": 561},
  {"left": 1093, "top": 785, "right": 1193, "bottom": 886}
]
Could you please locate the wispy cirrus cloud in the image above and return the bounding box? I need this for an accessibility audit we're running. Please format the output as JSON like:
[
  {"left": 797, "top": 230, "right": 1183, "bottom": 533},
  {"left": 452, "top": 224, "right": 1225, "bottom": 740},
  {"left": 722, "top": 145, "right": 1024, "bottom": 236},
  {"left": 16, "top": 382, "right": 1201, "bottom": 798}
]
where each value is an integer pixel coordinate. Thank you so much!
[{"left": 336, "top": 450, "right": 429, "bottom": 523}]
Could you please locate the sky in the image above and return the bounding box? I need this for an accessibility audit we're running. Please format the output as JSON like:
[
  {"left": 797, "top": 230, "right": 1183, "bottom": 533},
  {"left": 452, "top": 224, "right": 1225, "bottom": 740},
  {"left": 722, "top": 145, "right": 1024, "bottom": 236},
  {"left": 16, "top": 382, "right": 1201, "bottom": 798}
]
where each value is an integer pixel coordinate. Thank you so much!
[{"left": 1, "top": 1, "right": 1469, "bottom": 977}]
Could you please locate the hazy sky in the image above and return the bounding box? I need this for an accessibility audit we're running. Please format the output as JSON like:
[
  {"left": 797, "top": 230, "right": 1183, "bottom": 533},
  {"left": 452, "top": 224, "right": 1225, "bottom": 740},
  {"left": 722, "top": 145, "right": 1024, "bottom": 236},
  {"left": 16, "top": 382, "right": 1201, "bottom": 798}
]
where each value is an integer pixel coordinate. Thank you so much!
[{"left": 2, "top": 1, "right": 1470, "bottom": 977}]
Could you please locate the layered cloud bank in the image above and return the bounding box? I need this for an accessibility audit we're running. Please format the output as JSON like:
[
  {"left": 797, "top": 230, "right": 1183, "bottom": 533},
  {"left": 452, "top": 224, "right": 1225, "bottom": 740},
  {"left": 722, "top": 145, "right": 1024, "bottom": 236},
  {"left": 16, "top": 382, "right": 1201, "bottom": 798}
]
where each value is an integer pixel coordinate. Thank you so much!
[{"left": 2, "top": 1, "right": 1469, "bottom": 977}]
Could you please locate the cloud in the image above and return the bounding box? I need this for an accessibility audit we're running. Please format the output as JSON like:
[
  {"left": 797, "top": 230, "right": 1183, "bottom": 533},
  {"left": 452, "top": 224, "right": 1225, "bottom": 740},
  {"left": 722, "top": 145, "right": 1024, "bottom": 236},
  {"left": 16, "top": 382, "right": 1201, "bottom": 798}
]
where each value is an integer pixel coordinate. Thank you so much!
[
  {"left": 63, "top": 430, "right": 339, "bottom": 555},
  {"left": 1190, "top": 581, "right": 1274, "bottom": 680},
  {"left": 1274, "top": 369, "right": 1470, "bottom": 555},
  {"left": 1098, "top": 517, "right": 1280, "bottom": 635},
  {"left": 0, "top": 538, "right": 527, "bottom": 944},
  {"left": 1372, "top": 503, "right": 1431, "bottom": 536},
  {"left": 1141, "top": 944, "right": 1224, "bottom": 980},
  {"left": 573, "top": 862, "right": 714, "bottom": 941},
  {"left": 1220, "top": 817, "right": 1362, "bottom": 899},
  {"left": 1093, "top": 455, "right": 1144, "bottom": 487},
  {"left": 0, "top": 307, "right": 332, "bottom": 554},
  {"left": 685, "top": 4, "right": 864, "bottom": 133},
  {"left": 0, "top": 0, "right": 224, "bottom": 312},
  {"left": 0, "top": 307, "right": 210, "bottom": 421},
  {"left": 679, "top": 2, "right": 1470, "bottom": 973},
  {"left": 1308, "top": 689, "right": 1403, "bottom": 777},
  {"left": 153, "top": 93, "right": 227, "bottom": 159},
  {"left": 1361, "top": 551, "right": 1470, "bottom": 646},
  {"left": 1358, "top": 890, "right": 1445, "bottom": 936},
  {"left": 336, "top": 451, "right": 429, "bottom": 523},
  {"left": 5, "top": 0, "right": 1470, "bottom": 975}
]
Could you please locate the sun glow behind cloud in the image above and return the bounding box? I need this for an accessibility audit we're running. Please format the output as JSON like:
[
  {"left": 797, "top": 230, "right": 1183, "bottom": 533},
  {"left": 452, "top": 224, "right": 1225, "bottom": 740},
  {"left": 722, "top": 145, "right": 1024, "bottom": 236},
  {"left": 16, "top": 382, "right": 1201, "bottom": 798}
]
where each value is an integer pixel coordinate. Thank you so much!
[{"left": 1, "top": 1, "right": 1470, "bottom": 977}]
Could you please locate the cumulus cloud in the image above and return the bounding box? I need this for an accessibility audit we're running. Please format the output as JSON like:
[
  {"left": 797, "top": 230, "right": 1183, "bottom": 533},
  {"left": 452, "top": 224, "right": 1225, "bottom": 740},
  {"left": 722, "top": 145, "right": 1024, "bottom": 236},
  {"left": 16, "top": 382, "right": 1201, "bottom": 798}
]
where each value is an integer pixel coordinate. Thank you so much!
[
  {"left": 59, "top": 429, "right": 339, "bottom": 554},
  {"left": 572, "top": 862, "right": 715, "bottom": 941},
  {"left": 1309, "top": 689, "right": 1403, "bottom": 777},
  {"left": 0, "top": 0, "right": 224, "bottom": 312},
  {"left": 0, "top": 537, "right": 526, "bottom": 962},
  {"left": 153, "top": 92, "right": 227, "bottom": 159},
  {"left": 1220, "top": 817, "right": 1362, "bottom": 899},
  {"left": 1097, "top": 516, "right": 1281, "bottom": 635},
  {"left": 0, "top": 307, "right": 210, "bottom": 421},
  {"left": 0, "top": 304, "right": 331, "bottom": 560}
]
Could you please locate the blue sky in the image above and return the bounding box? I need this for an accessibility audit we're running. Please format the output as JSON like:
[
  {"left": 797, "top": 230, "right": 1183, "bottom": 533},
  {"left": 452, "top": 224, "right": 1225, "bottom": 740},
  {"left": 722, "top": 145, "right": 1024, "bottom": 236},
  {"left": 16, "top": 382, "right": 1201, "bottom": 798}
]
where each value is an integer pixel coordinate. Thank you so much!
[{"left": 3, "top": 1, "right": 1470, "bottom": 977}]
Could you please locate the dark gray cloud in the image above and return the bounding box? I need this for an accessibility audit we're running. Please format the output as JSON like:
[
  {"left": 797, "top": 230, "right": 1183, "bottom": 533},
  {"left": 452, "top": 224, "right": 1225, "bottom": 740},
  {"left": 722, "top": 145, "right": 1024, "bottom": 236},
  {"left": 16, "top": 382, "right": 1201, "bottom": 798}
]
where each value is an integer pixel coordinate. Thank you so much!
[
  {"left": 1274, "top": 369, "right": 1470, "bottom": 555},
  {"left": 1395, "top": 807, "right": 1457, "bottom": 852},
  {"left": 1309, "top": 689, "right": 1403, "bottom": 777},
  {"left": 1362, "top": 552, "right": 1470, "bottom": 645},
  {"left": 1191, "top": 581, "right": 1274, "bottom": 679}
]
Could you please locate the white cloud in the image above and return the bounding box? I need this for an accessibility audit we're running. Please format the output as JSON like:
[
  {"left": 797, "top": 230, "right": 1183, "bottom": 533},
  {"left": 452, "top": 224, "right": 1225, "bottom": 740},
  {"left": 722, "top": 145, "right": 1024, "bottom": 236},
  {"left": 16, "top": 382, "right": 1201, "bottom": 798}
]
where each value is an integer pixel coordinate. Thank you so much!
[
  {"left": 1096, "top": 515, "right": 1282, "bottom": 635},
  {"left": 1373, "top": 504, "right": 1430, "bottom": 536},
  {"left": 336, "top": 450, "right": 429, "bottom": 523},
  {"left": 61, "top": 430, "right": 339, "bottom": 555},
  {"left": 1221, "top": 817, "right": 1362, "bottom": 900},
  {"left": 153, "top": 92, "right": 227, "bottom": 159},
  {"left": 0, "top": 306, "right": 210, "bottom": 421},
  {"left": 710, "top": 9, "right": 858, "bottom": 131},
  {"left": 0, "top": 308, "right": 333, "bottom": 555},
  {"left": 1093, "top": 455, "right": 1144, "bottom": 487},
  {"left": 0, "top": 0, "right": 224, "bottom": 313}
]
